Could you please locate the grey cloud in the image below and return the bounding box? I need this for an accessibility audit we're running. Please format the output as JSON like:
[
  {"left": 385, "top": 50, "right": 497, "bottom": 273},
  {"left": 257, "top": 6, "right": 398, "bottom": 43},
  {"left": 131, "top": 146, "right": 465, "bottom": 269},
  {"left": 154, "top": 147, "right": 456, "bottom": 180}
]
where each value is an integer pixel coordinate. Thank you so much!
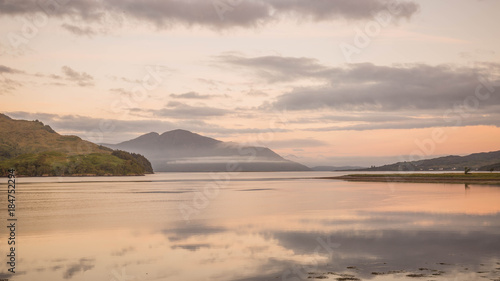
[
  {"left": 220, "top": 55, "right": 500, "bottom": 130},
  {"left": 218, "top": 54, "right": 335, "bottom": 83},
  {"left": 0, "top": 65, "right": 24, "bottom": 93},
  {"left": 170, "top": 92, "right": 212, "bottom": 99},
  {"left": 61, "top": 23, "right": 96, "bottom": 37},
  {"left": 5, "top": 112, "right": 157, "bottom": 134},
  {"left": 63, "top": 258, "right": 94, "bottom": 279},
  {"left": 268, "top": 0, "right": 419, "bottom": 21},
  {"left": 291, "top": 114, "right": 413, "bottom": 123},
  {"left": 109, "top": 87, "right": 130, "bottom": 96},
  {"left": 61, "top": 66, "right": 94, "bottom": 87},
  {"left": 4, "top": 111, "right": 289, "bottom": 143},
  {"left": 266, "top": 62, "right": 500, "bottom": 111},
  {"left": 0, "top": 77, "right": 22, "bottom": 93},
  {"left": 297, "top": 107, "right": 500, "bottom": 131},
  {"left": 137, "top": 101, "right": 229, "bottom": 119},
  {"left": 162, "top": 224, "right": 227, "bottom": 242},
  {"left": 171, "top": 243, "right": 211, "bottom": 251},
  {"left": 0, "top": 0, "right": 419, "bottom": 30},
  {"left": 266, "top": 138, "right": 329, "bottom": 148},
  {"left": 108, "top": 88, "right": 154, "bottom": 99},
  {"left": 111, "top": 246, "right": 135, "bottom": 256},
  {"left": 247, "top": 89, "right": 269, "bottom": 97},
  {"left": 0, "top": 65, "right": 21, "bottom": 74}
]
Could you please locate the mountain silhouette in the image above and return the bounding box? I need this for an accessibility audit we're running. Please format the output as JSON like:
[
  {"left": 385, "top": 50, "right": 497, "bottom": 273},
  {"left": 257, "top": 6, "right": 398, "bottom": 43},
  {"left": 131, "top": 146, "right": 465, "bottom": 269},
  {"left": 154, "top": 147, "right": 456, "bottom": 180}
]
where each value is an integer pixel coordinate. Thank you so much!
[{"left": 104, "top": 129, "right": 311, "bottom": 172}]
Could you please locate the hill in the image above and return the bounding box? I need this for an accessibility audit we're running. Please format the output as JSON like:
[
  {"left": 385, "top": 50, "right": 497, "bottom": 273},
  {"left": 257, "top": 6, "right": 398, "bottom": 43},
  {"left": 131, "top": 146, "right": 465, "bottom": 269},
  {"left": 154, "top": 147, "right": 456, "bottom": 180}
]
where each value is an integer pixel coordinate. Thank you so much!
[
  {"left": 0, "top": 113, "right": 153, "bottom": 176},
  {"left": 103, "top": 129, "right": 311, "bottom": 172},
  {"left": 355, "top": 150, "right": 500, "bottom": 172},
  {"left": 479, "top": 162, "right": 500, "bottom": 172}
]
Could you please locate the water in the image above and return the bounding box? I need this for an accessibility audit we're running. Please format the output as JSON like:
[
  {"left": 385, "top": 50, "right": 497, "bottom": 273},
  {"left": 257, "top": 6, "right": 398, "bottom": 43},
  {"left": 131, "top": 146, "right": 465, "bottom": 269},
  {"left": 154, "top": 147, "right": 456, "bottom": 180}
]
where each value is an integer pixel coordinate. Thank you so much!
[{"left": 2, "top": 172, "right": 500, "bottom": 281}]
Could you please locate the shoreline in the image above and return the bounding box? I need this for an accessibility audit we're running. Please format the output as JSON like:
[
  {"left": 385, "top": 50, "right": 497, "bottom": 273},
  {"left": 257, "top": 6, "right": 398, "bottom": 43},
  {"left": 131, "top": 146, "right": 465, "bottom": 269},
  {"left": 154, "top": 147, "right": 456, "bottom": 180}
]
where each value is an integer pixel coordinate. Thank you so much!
[
  {"left": 5, "top": 173, "right": 151, "bottom": 177},
  {"left": 323, "top": 173, "right": 500, "bottom": 184}
]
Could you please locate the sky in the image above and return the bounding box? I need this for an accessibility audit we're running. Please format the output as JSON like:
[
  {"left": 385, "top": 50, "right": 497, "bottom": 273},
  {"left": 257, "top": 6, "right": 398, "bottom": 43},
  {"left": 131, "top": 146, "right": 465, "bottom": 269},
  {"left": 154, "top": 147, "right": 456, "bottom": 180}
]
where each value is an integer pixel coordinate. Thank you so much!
[{"left": 1, "top": 0, "right": 500, "bottom": 167}]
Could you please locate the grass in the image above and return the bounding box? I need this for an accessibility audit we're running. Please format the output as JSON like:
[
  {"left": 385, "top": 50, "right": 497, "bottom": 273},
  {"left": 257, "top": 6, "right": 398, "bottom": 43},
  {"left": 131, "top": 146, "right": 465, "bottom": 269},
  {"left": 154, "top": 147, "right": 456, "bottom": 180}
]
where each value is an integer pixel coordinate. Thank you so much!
[
  {"left": 327, "top": 173, "right": 500, "bottom": 184},
  {"left": 343, "top": 173, "right": 500, "bottom": 179}
]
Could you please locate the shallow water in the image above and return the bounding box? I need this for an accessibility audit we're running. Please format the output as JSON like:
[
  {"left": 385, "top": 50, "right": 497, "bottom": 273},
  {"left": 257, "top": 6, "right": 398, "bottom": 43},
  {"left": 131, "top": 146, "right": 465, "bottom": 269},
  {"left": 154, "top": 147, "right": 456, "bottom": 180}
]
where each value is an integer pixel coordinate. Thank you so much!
[{"left": 2, "top": 172, "right": 500, "bottom": 281}]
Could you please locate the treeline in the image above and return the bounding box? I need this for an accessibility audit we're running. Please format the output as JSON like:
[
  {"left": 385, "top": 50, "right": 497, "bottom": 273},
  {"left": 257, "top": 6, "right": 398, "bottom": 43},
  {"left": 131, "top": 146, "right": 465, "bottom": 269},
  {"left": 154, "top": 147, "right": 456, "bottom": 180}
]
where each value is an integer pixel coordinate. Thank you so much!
[
  {"left": 111, "top": 150, "right": 154, "bottom": 174},
  {"left": 0, "top": 150, "right": 153, "bottom": 177}
]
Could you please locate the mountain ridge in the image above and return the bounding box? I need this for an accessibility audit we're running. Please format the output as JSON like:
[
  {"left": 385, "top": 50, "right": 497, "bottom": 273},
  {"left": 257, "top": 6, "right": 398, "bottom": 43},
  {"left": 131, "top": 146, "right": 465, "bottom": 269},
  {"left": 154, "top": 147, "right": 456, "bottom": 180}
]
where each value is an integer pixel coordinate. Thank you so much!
[
  {"left": 352, "top": 150, "right": 500, "bottom": 172},
  {"left": 0, "top": 113, "right": 153, "bottom": 176},
  {"left": 104, "top": 130, "right": 310, "bottom": 172}
]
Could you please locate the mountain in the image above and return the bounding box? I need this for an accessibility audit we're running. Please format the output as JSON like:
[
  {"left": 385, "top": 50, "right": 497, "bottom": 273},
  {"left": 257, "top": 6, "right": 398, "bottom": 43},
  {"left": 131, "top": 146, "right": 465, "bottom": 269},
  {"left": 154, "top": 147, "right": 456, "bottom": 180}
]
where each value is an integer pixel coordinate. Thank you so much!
[
  {"left": 0, "top": 113, "right": 153, "bottom": 176},
  {"left": 355, "top": 150, "right": 500, "bottom": 172},
  {"left": 478, "top": 162, "right": 500, "bottom": 172},
  {"left": 104, "top": 129, "right": 311, "bottom": 172}
]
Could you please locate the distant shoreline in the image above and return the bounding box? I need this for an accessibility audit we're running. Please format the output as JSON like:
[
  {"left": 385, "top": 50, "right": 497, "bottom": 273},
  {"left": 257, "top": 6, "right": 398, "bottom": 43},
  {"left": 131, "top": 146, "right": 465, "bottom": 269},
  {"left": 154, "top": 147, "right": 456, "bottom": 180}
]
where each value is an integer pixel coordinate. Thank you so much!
[
  {"left": 9, "top": 173, "right": 149, "bottom": 177},
  {"left": 324, "top": 173, "right": 500, "bottom": 184}
]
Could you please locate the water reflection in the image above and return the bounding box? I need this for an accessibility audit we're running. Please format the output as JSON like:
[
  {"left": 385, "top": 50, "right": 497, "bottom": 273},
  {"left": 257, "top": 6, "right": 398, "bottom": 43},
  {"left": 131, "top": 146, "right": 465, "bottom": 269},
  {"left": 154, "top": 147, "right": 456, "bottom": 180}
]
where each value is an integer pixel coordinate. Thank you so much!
[{"left": 2, "top": 172, "right": 500, "bottom": 281}]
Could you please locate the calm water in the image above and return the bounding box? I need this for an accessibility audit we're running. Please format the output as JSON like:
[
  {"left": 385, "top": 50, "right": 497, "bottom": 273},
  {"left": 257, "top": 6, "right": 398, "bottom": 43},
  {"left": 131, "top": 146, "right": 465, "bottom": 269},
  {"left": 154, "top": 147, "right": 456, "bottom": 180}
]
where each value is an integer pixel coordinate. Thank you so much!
[{"left": 1, "top": 172, "right": 500, "bottom": 281}]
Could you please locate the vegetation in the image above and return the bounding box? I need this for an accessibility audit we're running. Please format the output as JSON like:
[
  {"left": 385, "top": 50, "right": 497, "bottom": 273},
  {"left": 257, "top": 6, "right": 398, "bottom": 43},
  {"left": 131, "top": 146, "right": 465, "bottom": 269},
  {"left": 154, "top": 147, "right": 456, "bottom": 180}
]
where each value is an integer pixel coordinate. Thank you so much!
[
  {"left": 338, "top": 173, "right": 500, "bottom": 179},
  {"left": 355, "top": 151, "right": 500, "bottom": 172},
  {"left": 330, "top": 173, "right": 500, "bottom": 184},
  {"left": 0, "top": 113, "right": 153, "bottom": 176},
  {"left": 479, "top": 162, "right": 500, "bottom": 172}
]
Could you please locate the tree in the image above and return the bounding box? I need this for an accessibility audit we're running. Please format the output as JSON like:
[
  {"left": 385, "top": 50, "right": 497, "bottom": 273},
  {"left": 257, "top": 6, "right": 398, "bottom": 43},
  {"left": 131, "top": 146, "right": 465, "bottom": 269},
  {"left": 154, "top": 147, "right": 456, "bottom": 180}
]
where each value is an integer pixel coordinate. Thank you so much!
[{"left": 464, "top": 167, "right": 471, "bottom": 174}]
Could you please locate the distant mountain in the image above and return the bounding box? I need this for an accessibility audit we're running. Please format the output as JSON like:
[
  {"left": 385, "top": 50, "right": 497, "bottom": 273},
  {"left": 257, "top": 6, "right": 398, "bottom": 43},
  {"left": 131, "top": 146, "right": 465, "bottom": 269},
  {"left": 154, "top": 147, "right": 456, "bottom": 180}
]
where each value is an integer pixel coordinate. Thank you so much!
[
  {"left": 312, "top": 166, "right": 367, "bottom": 171},
  {"left": 0, "top": 113, "right": 153, "bottom": 176},
  {"left": 104, "top": 129, "right": 311, "bottom": 172},
  {"left": 355, "top": 150, "right": 500, "bottom": 172},
  {"left": 479, "top": 162, "right": 500, "bottom": 172}
]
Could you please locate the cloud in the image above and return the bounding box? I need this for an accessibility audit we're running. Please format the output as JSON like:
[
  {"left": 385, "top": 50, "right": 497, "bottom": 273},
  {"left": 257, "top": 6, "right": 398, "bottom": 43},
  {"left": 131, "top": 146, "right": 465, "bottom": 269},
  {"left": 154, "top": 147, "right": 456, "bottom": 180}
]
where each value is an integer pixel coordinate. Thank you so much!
[
  {"left": 0, "top": 65, "right": 22, "bottom": 74},
  {"left": 61, "top": 23, "right": 96, "bottom": 37},
  {"left": 138, "top": 101, "right": 230, "bottom": 119},
  {"left": 161, "top": 224, "right": 227, "bottom": 242},
  {"left": 217, "top": 54, "right": 335, "bottom": 83},
  {"left": 0, "top": 65, "right": 24, "bottom": 93},
  {"left": 0, "top": 0, "right": 420, "bottom": 30},
  {"left": 111, "top": 246, "right": 135, "bottom": 257},
  {"left": 217, "top": 55, "right": 500, "bottom": 130},
  {"left": 247, "top": 89, "right": 269, "bottom": 97},
  {"left": 266, "top": 138, "right": 329, "bottom": 148},
  {"left": 270, "top": 63, "right": 500, "bottom": 111},
  {"left": 63, "top": 258, "right": 94, "bottom": 279},
  {"left": 304, "top": 116, "right": 500, "bottom": 131},
  {"left": 61, "top": 66, "right": 94, "bottom": 87},
  {"left": 170, "top": 92, "right": 212, "bottom": 99},
  {"left": 218, "top": 56, "right": 500, "bottom": 111},
  {"left": 4, "top": 111, "right": 289, "bottom": 143},
  {"left": 0, "top": 77, "right": 22, "bottom": 93},
  {"left": 109, "top": 88, "right": 131, "bottom": 96},
  {"left": 171, "top": 243, "right": 211, "bottom": 251}
]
